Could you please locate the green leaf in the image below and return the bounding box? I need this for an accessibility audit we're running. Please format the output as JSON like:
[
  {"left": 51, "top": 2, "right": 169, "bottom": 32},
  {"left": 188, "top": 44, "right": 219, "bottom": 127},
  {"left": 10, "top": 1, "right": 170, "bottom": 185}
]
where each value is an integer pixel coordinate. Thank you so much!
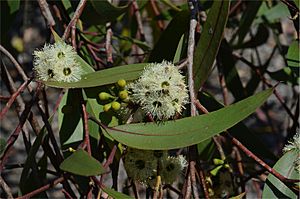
[
  {"left": 0, "top": 138, "right": 6, "bottom": 156},
  {"left": 254, "top": 2, "right": 290, "bottom": 24},
  {"left": 59, "top": 90, "right": 83, "bottom": 145},
  {"left": 102, "top": 187, "right": 134, "bottom": 199},
  {"left": 262, "top": 150, "right": 300, "bottom": 199},
  {"left": 60, "top": 149, "right": 105, "bottom": 176},
  {"left": 148, "top": 10, "right": 190, "bottom": 62},
  {"left": 105, "top": 88, "right": 273, "bottom": 150},
  {"left": 198, "top": 91, "right": 277, "bottom": 161},
  {"left": 7, "top": 0, "right": 20, "bottom": 14},
  {"left": 19, "top": 123, "right": 49, "bottom": 197},
  {"left": 268, "top": 67, "right": 299, "bottom": 85},
  {"left": 173, "top": 35, "right": 185, "bottom": 63},
  {"left": 286, "top": 40, "right": 300, "bottom": 77},
  {"left": 81, "top": 0, "right": 127, "bottom": 25},
  {"left": 235, "top": 1, "right": 262, "bottom": 45},
  {"left": 217, "top": 40, "right": 246, "bottom": 101},
  {"left": 45, "top": 63, "right": 148, "bottom": 88},
  {"left": 193, "top": 1, "right": 230, "bottom": 91}
]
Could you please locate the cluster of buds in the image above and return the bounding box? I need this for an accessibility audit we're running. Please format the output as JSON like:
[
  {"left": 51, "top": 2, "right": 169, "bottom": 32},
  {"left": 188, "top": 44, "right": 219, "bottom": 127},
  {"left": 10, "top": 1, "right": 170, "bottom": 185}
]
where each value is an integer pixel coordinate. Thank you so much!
[
  {"left": 123, "top": 148, "right": 187, "bottom": 187},
  {"left": 127, "top": 61, "right": 188, "bottom": 120},
  {"left": 98, "top": 79, "right": 129, "bottom": 112},
  {"left": 33, "top": 41, "right": 83, "bottom": 82}
]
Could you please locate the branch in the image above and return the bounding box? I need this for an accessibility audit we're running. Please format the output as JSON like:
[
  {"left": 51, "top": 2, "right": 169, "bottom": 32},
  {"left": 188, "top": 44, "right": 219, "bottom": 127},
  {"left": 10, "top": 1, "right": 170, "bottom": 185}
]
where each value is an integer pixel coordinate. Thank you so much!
[
  {"left": 63, "top": 0, "right": 87, "bottom": 40},
  {"left": 0, "top": 78, "right": 32, "bottom": 120},
  {"left": 16, "top": 176, "right": 65, "bottom": 199},
  {"left": 37, "top": 0, "right": 55, "bottom": 27},
  {"left": 0, "top": 176, "right": 13, "bottom": 199}
]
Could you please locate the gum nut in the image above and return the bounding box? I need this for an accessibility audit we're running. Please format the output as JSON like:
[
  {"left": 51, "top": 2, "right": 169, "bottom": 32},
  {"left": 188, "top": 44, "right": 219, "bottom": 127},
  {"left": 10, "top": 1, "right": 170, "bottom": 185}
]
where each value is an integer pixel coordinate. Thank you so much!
[
  {"left": 99, "top": 92, "right": 110, "bottom": 101},
  {"left": 111, "top": 101, "right": 121, "bottom": 111},
  {"left": 119, "top": 90, "right": 128, "bottom": 100},
  {"left": 117, "top": 79, "right": 126, "bottom": 88},
  {"left": 103, "top": 103, "right": 111, "bottom": 112}
]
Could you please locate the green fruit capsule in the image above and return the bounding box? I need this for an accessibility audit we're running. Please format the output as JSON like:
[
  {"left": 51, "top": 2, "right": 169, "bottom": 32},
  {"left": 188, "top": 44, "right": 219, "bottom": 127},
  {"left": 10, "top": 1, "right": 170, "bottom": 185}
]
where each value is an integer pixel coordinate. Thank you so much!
[
  {"left": 99, "top": 92, "right": 112, "bottom": 101},
  {"left": 111, "top": 101, "right": 121, "bottom": 111},
  {"left": 103, "top": 103, "right": 111, "bottom": 112},
  {"left": 119, "top": 90, "right": 128, "bottom": 100},
  {"left": 117, "top": 79, "right": 126, "bottom": 88}
]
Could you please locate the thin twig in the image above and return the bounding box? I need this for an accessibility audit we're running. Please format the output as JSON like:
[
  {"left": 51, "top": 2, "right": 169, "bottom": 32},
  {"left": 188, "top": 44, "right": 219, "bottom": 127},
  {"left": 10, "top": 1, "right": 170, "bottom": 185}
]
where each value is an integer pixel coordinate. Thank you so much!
[
  {"left": 0, "top": 176, "right": 13, "bottom": 199},
  {"left": 105, "top": 22, "right": 113, "bottom": 66},
  {"left": 0, "top": 78, "right": 32, "bottom": 120},
  {"left": 149, "top": 0, "right": 164, "bottom": 30},
  {"left": 132, "top": 0, "right": 146, "bottom": 41},
  {"left": 16, "top": 176, "right": 65, "bottom": 199},
  {"left": 63, "top": 0, "right": 87, "bottom": 40},
  {"left": 0, "top": 85, "right": 41, "bottom": 172},
  {"left": 0, "top": 45, "right": 31, "bottom": 91},
  {"left": 227, "top": 133, "right": 299, "bottom": 194},
  {"left": 37, "top": 0, "right": 55, "bottom": 27},
  {"left": 233, "top": 53, "right": 299, "bottom": 127},
  {"left": 81, "top": 103, "right": 91, "bottom": 154}
]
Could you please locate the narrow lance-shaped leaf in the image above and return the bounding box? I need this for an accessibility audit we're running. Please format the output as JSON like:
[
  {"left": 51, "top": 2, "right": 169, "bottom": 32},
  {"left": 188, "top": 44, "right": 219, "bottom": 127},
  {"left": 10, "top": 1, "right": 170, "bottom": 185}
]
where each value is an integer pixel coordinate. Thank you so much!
[
  {"left": 45, "top": 63, "right": 148, "bottom": 88},
  {"left": 148, "top": 10, "right": 189, "bottom": 62},
  {"left": 193, "top": 1, "right": 230, "bottom": 92},
  {"left": 105, "top": 88, "right": 273, "bottom": 150}
]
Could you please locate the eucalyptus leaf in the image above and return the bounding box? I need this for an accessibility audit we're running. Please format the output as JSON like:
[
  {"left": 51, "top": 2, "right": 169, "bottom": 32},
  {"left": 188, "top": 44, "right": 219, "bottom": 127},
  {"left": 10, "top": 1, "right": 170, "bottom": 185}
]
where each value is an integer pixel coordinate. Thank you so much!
[
  {"left": 45, "top": 63, "right": 148, "bottom": 88},
  {"left": 60, "top": 149, "right": 105, "bottom": 176},
  {"left": 193, "top": 1, "right": 230, "bottom": 91},
  {"left": 148, "top": 10, "right": 189, "bottom": 62},
  {"left": 286, "top": 40, "right": 300, "bottom": 77},
  {"left": 81, "top": 0, "right": 127, "bottom": 25},
  {"left": 105, "top": 88, "right": 273, "bottom": 150},
  {"left": 102, "top": 187, "right": 134, "bottom": 199},
  {"left": 262, "top": 150, "right": 300, "bottom": 198}
]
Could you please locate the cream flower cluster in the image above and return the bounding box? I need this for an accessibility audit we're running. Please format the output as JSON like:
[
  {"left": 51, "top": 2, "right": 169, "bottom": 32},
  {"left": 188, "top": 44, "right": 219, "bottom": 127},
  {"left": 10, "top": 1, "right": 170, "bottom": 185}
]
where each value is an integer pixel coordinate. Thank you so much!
[
  {"left": 283, "top": 131, "right": 300, "bottom": 173},
  {"left": 128, "top": 61, "right": 188, "bottom": 120},
  {"left": 33, "top": 42, "right": 82, "bottom": 82},
  {"left": 123, "top": 148, "right": 187, "bottom": 187}
]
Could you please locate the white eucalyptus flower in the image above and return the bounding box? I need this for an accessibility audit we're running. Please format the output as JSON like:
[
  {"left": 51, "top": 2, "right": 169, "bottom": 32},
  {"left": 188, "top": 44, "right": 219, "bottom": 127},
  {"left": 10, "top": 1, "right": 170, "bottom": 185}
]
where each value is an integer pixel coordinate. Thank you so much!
[
  {"left": 128, "top": 61, "right": 188, "bottom": 120},
  {"left": 283, "top": 131, "right": 300, "bottom": 153},
  {"left": 33, "top": 41, "right": 82, "bottom": 82}
]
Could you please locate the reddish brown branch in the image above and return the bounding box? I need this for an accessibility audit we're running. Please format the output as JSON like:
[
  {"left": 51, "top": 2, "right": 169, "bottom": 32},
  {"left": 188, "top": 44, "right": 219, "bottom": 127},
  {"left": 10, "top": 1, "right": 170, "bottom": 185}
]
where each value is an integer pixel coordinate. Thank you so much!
[
  {"left": 149, "top": 0, "right": 164, "bottom": 30},
  {"left": 105, "top": 22, "right": 113, "bottom": 65},
  {"left": 233, "top": 53, "right": 299, "bottom": 127},
  {"left": 228, "top": 134, "right": 299, "bottom": 194},
  {"left": 16, "top": 176, "right": 65, "bottom": 199},
  {"left": 0, "top": 85, "right": 41, "bottom": 172},
  {"left": 81, "top": 103, "right": 91, "bottom": 154},
  {"left": 37, "top": 0, "right": 55, "bottom": 27},
  {"left": 0, "top": 78, "right": 32, "bottom": 120},
  {"left": 0, "top": 176, "right": 13, "bottom": 199},
  {"left": 63, "top": 0, "right": 87, "bottom": 40}
]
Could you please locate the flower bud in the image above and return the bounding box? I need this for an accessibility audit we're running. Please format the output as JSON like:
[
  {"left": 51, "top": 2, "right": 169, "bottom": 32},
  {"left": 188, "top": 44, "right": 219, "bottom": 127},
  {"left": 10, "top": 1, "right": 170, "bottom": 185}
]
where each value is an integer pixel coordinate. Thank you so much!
[
  {"left": 213, "top": 158, "right": 224, "bottom": 165},
  {"left": 117, "top": 79, "right": 126, "bottom": 88},
  {"left": 99, "top": 92, "right": 113, "bottom": 101},
  {"left": 103, "top": 103, "right": 111, "bottom": 112},
  {"left": 111, "top": 101, "right": 121, "bottom": 111},
  {"left": 119, "top": 90, "right": 128, "bottom": 100}
]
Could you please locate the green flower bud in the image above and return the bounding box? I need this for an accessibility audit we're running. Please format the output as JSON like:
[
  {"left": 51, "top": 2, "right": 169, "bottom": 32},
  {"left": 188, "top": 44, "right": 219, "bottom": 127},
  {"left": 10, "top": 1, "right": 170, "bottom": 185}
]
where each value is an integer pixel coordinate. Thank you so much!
[
  {"left": 103, "top": 103, "right": 111, "bottom": 112},
  {"left": 117, "top": 79, "right": 126, "bottom": 88},
  {"left": 210, "top": 165, "right": 223, "bottom": 176},
  {"left": 119, "top": 90, "right": 128, "bottom": 100},
  {"left": 99, "top": 92, "right": 113, "bottom": 101},
  {"left": 111, "top": 101, "right": 121, "bottom": 111},
  {"left": 213, "top": 158, "right": 224, "bottom": 165}
]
